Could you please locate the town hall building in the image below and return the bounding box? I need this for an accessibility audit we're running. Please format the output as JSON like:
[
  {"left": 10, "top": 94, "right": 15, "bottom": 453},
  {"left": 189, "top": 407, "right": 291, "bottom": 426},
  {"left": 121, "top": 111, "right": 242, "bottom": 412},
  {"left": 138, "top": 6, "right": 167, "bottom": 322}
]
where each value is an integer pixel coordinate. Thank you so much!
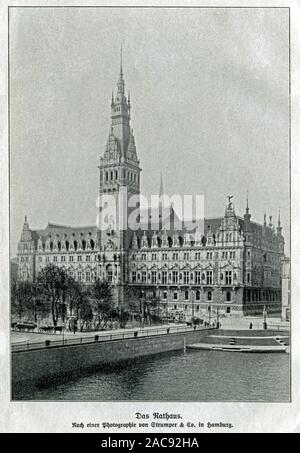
[{"left": 16, "top": 57, "right": 285, "bottom": 320}]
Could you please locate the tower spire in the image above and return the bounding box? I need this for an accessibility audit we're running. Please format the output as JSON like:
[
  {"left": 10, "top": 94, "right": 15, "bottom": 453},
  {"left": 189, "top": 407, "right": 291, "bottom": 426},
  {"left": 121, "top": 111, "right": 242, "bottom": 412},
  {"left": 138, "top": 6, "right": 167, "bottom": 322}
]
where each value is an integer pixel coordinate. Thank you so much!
[
  {"left": 159, "top": 171, "right": 164, "bottom": 199},
  {"left": 117, "top": 45, "right": 125, "bottom": 95},
  {"left": 244, "top": 190, "right": 251, "bottom": 225},
  {"left": 120, "top": 44, "right": 123, "bottom": 77}
]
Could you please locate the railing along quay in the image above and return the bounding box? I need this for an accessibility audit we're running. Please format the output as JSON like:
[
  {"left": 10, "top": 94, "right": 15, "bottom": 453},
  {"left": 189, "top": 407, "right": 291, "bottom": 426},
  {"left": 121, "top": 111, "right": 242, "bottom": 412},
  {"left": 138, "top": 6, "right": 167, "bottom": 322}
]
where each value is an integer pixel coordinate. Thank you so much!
[{"left": 12, "top": 325, "right": 213, "bottom": 353}]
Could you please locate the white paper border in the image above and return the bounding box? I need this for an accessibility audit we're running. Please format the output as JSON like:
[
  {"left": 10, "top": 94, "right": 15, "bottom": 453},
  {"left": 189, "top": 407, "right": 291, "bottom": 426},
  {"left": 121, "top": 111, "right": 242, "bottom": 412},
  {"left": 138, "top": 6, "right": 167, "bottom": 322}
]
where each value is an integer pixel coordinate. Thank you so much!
[{"left": 1, "top": 0, "right": 299, "bottom": 433}]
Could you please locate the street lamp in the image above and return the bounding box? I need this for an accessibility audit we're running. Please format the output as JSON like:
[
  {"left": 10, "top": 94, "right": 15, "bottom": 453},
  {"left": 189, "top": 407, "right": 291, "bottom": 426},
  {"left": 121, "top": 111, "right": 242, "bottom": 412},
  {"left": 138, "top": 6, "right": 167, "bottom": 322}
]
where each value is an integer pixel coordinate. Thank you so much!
[
  {"left": 192, "top": 287, "right": 195, "bottom": 322},
  {"left": 208, "top": 298, "right": 211, "bottom": 326},
  {"left": 216, "top": 306, "right": 220, "bottom": 329},
  {"left": 141, "top": 290, "right": 145, "bottom": 329}
]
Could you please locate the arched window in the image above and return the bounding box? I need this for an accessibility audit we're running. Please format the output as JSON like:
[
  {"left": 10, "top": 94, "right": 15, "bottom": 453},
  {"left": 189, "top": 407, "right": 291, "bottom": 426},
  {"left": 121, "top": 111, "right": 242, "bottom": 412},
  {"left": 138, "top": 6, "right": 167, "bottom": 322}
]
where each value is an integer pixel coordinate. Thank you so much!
[
  {"left": 50, "top": 241, "right": 53, "bottom": 251},
  {"left": 65, "top": 241, "right": 69, "bottom": 251},
  {"left": 168, "top": 237, "right": 173, "bottom": 247},
  {"left": 82, "top": 240, "right": 86, "bottom": 250},
  {"left": 74, "top": 240, "right": 78, "bottom": 250}
]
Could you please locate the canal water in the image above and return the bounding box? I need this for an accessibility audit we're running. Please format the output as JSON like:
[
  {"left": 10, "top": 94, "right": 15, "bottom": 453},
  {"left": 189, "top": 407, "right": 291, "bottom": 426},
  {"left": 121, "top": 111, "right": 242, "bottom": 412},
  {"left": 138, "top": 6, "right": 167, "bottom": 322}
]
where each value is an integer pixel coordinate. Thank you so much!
[{"left": 15, "top": 349, "right": 290, "bottom": 401}]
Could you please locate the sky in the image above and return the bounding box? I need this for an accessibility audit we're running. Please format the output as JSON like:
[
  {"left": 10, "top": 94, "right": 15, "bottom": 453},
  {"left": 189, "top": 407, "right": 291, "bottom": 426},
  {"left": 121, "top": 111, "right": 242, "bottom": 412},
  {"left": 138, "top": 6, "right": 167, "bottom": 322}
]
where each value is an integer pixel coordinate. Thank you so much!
[{"left": 9, "top": 7, "right": 290, "bottom": 256}]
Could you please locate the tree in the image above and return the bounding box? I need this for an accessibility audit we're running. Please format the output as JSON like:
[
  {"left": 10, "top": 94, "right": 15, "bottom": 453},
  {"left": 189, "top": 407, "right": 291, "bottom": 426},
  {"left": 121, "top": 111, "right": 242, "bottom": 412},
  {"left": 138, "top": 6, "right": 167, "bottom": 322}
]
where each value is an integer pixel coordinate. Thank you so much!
[
  {"left": 67, "top": 279, "right": 93, "bottom": 331},
  {"left": 92, "top": 279, "right": 113, "bottom": 329},
  {"left": 37, "top": 264, "right": 69, "bottom": 326},
  {"left": 140, "top": 289, "right": 161, "bottom": 326},
  {"left": 11, "top": 279, "right": 37, "bottom": 321}
]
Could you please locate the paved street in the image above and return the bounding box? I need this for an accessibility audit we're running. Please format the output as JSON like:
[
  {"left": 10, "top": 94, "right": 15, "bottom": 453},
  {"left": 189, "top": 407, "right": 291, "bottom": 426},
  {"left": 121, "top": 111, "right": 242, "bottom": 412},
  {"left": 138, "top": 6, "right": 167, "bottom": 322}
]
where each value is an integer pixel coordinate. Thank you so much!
[{"left": 11, "top": 323, "right": 189, "bottom": 344}]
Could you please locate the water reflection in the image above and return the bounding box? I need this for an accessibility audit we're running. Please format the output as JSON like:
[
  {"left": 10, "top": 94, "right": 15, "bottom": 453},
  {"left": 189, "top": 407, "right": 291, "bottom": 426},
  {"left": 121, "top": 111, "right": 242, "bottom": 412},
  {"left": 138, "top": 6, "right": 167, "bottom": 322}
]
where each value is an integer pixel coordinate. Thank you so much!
[{"left": 14, "top": 349, "right": 290, "bottom": 402}]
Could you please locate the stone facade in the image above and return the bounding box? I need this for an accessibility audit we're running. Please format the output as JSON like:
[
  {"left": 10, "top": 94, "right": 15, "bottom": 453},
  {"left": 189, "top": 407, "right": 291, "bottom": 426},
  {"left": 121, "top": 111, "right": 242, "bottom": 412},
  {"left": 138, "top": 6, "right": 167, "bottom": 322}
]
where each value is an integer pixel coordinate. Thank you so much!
[{"left": 16, "top": 59, "right": 285, "bottom": 319}]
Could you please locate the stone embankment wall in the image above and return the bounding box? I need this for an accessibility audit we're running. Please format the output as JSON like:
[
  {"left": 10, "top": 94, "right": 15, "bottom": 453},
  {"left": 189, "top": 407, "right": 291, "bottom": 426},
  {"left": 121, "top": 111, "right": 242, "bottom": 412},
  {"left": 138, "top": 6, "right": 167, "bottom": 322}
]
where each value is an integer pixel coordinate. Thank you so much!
[{"left": 12, "top": 328, "right": 213, "bottom": 386}]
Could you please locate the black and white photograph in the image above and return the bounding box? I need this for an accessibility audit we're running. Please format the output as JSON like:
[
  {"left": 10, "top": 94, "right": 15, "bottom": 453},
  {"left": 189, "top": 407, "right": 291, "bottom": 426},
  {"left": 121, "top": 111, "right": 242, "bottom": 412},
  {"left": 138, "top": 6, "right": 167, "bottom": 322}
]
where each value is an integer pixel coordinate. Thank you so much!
[{"left": 1, "top": 0, "right": 299, "bottom": 434}]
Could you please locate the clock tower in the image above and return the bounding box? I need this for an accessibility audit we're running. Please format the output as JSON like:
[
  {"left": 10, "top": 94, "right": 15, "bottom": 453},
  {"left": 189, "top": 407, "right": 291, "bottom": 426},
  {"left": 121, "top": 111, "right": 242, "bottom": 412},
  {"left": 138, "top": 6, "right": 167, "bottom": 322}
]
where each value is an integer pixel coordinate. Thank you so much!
[{"left": 98, "top": 50, "right": 142, "bottom": 307}]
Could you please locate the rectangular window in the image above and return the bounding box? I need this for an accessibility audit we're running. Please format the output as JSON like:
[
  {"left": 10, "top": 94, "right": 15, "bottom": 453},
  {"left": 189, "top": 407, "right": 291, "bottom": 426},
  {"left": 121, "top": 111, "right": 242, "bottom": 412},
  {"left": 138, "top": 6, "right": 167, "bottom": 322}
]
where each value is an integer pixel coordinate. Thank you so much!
[
  {"left": 162, "top": 271, "right": 168, "bottom": 284},
  {"left": 195, "top": 271, "right": 201, "bottom": 284},
  {"left": 163, "top": 291, "right": 168, "bottom": 300},
  {"left": 172, "top": 271, "right": 178, "bottom": 284},
  {"left": 69, "top": 255, "right": 73, "bottom": 262},
  {"left": 173, "top": 292, "right": 178, "bottom": 301},
  {"left": 184, "top": 252, "right": 189, "bottom": 260},
  {"left": 225, "top": 271, "right": 232, "bottom": 285},
  {"left": 152, "top": 253, "right": 157, "bottom": 261},
  {"left": 162, "top": 253, "right": 168, "bottom": 261},
  {"left": 142, "top": 271, "right": 147, "bottom": 283},
  {"left": 183, "top": 271, "right": 190, "bottom": 284},
  {"left": 53, "top": 256, "right": 57, "bottom": 262},
  {"left": 151, "top": 271, "right": 157, "bottom": 284},
  {"left": 86, "top": 255, "right": 90, "bottom": 262},
  {"left": 78, "top": 255, "right": 82, "bottom": 262},
  {"left": 61, "top": 256, "right": 65, "bottom": 262},
  {"left": 142, "top": 254, "right": 146, "bottom": 261},
  {"left": 132, "top": 271, "right": 136, "bottom": 283},
  {"left": 207, "top": 270, "right": 213, "bottom": 285},
  {"left": 86, "top": 272, "right": 90, "bottom": 282},
  {"left": 78, "top": 272, "right": 82, "bottom": 281},
  {"left": 173, "top": 252, "right": 178, "bottom": 260}
]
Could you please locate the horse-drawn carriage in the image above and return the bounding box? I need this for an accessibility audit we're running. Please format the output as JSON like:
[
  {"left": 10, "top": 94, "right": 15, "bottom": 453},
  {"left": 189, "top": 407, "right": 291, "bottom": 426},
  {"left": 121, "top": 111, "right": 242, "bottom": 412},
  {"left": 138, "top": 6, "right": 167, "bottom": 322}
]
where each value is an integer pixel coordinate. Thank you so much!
[
  {"left": 12, "top": 322, "right": 37, "bottom": 332},
  {"left": 39, "top": 325, "right": 64, "bottom": 334}
]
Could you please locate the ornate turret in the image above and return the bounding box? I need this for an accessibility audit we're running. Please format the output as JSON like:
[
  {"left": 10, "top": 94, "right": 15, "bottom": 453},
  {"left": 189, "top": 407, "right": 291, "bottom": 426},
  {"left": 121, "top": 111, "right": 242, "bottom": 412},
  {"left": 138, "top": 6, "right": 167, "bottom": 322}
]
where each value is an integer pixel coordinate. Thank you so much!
[
  {"left": 269, "top": 215, "right": 273, "bottom": 228},
  {"left": 277, "top": 209, "right": 283, "bottom": 236},
  {"left": 132, "top": 232, "right": 138, "bottom": 249},
  {"left": 264, "top": 213, "right": 267, "bottom": 227},
  {"left": 20, "top": 215, "right": 32, "bottom": 242},
  {"left": 172, "top": 231, "right": 180, "bottom": 247},
  {"left": 183, "top": 232, "right": 191, "bottom": 247},
  {"left": 151, "top": 231, "right": 159, "bottom": 248},
  {"left": 206, "top": 226, "right": 214, "bottom": 245},
  {"left": 161, "top": 228, "right": 169, "bottom": 248},
  {"left": 244, "top": 191, "right": 251, "bottom": 225},
  {"left": 141, "top": 231, "right": 148, "bottom": 248}
]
